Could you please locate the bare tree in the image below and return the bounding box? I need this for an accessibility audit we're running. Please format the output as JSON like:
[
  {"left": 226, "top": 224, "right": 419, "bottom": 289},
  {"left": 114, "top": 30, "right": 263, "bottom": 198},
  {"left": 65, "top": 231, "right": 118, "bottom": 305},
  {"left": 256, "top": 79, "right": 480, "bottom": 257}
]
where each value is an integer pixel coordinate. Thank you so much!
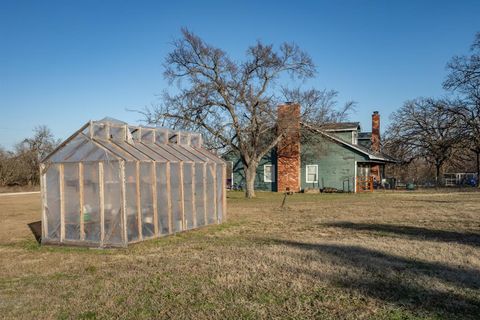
[
  {"left": 140, "top": 29, "right": 315, "bottom": 198},
  {"left": 385, "top": 98, "right": 463, "bottom": 186},
  {"left": 0, "top": 126, "right": 58, "bottom": 187},
  {"left": 0, "top": 147, "right": 14, "bottom": 186},
  {"left": 282, "top": 87, "right": 356, "bottom": 125},
  {"left": 443, "top": 32, "right": 480, "bottom": 186}
]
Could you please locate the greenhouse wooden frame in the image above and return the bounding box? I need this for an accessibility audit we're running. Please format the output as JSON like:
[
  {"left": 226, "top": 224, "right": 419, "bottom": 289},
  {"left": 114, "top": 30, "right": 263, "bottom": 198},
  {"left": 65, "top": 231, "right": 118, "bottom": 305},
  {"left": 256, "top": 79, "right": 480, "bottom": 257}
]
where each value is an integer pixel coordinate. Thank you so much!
[{"left": 40, "top": 118, "right": 226, "bottom": 247}]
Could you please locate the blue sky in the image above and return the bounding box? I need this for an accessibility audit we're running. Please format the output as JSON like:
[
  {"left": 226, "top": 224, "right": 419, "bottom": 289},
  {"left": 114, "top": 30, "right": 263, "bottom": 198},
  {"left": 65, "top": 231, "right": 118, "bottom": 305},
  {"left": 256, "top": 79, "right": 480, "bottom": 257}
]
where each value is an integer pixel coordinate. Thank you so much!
[{"left": 1, "top": 0, "right": 479, "bottom": 149}]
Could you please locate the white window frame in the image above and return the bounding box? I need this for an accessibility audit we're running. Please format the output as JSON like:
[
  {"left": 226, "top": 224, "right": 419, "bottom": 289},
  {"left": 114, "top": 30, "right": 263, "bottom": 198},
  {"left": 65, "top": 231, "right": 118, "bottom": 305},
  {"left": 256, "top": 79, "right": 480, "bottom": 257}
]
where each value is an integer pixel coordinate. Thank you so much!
[
  {"left": 263, "top": 164, "right": 274, "bottom": 183},
  {"left": 306, "top": 165, "right": 319, "bottom": 183}
]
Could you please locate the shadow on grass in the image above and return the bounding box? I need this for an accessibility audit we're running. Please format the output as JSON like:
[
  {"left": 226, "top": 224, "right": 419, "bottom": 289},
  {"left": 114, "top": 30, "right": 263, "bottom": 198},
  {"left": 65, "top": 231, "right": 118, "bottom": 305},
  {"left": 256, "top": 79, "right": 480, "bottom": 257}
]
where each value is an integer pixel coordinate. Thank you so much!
[
  {"left": 270, "top": 239, "right": 480, "bottom": 319},
  {"left": 27, "top": 220, "right": 42, "bottom": 244},
  {"left": 402, "top": 198, "right": 476, "bottom": 204},
  {"left": 324, "top": 222, "right": 480, "bottom": 247}
]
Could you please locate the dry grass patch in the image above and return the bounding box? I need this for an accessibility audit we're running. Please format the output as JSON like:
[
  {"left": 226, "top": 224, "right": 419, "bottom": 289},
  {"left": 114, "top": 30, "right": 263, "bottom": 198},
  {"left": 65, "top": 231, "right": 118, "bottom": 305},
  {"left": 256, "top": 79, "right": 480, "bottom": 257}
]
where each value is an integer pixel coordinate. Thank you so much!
[{"left": 0, "top": 190, "right": 479, "bottom": 319}]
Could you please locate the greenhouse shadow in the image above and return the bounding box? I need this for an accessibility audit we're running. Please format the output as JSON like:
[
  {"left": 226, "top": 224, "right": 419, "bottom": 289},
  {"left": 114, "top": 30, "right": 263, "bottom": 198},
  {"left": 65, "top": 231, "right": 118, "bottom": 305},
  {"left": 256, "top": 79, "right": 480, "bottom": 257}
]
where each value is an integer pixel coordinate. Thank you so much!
[{"left": 27, "top": 220, "right": 42, "bottom": 244}]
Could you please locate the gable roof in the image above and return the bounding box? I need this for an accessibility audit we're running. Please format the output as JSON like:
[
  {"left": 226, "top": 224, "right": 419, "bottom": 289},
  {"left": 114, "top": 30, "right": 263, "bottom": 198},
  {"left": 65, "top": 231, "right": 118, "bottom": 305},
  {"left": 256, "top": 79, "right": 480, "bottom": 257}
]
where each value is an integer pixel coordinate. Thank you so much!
[{"left": 301, "top": 122, "right": 397, "bottom": 163}]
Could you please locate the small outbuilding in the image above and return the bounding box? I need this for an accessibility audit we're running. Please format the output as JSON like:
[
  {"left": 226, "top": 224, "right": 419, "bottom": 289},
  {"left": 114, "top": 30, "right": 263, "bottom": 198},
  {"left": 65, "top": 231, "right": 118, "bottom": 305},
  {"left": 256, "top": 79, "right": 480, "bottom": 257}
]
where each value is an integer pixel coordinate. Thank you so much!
[{"left": 40, "top": 118, "right": 226, "bottom": 247}]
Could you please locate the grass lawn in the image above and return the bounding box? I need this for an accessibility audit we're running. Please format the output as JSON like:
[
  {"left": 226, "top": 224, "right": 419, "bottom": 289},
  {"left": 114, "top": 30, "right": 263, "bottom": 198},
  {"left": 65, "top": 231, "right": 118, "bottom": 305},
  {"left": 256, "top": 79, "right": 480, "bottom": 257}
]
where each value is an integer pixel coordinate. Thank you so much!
[{"left": 0, "top": 190, "right": 479, "bottom": 319}]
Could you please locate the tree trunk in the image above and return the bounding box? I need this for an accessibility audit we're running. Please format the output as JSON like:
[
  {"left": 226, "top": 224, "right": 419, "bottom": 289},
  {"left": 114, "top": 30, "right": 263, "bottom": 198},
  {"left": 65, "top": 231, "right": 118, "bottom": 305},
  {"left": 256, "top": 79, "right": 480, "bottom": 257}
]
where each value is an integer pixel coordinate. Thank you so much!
[
  {"left": 244, "top": 163, "right": 257, "bottom": 198},
  {"left": 435, "top": 164, "right": 441, "bottom": 187},
  {"left": 476, "top": 152, "right": 480, "bottom": 188}
]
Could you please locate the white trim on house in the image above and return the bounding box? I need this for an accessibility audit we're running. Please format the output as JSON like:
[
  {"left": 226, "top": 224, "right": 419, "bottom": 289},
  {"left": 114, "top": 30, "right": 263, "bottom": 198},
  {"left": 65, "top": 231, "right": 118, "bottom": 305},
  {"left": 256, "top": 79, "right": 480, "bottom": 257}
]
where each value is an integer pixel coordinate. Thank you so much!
[
  {"left": 306, "top": 164, "right": 319, "bottom": 183},
  {"left": 264, "top": 164, "right": 274, "bottom": 183}
]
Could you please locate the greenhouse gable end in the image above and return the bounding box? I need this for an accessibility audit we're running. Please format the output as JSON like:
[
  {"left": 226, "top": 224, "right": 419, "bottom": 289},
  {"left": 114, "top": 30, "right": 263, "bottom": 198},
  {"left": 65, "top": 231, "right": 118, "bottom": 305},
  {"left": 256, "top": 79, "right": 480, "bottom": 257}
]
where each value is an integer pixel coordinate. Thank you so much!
[{"left": 40, "top": 118, "right": 226, "bottom": 247}]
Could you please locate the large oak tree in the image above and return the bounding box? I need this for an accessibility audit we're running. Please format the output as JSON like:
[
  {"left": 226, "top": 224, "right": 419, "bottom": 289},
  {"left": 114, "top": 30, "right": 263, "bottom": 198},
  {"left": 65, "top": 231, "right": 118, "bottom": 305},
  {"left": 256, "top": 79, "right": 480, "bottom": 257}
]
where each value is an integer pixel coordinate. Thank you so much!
[{"left": 142, "top": 29, "right": 316, "bottom": 198}]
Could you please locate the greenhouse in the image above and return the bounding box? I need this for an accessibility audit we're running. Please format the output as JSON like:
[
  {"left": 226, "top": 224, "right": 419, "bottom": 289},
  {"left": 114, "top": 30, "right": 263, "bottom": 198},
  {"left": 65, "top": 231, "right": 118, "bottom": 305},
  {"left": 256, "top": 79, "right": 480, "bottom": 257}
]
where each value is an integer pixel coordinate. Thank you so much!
[{"left": 40, "top": 118, "right": 226, "bottom": 247}]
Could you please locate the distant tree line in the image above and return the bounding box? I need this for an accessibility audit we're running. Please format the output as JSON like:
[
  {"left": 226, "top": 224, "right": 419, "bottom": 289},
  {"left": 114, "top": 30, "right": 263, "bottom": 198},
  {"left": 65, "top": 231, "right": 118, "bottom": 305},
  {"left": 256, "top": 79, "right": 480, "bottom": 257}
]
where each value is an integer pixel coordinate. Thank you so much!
[
  {"left": 0, "top": 126, "right": 58, "bottom": 187},
  {"left": 385, "top": 32, "right": 480, "bottom": 187}
]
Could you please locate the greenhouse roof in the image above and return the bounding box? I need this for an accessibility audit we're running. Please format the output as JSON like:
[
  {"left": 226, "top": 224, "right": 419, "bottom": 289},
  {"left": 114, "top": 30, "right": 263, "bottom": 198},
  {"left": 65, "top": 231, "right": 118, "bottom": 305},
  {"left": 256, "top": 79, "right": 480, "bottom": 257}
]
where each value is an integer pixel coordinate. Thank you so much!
[{"left": 42, "top": 119, "right": 225, "bottom": 164}]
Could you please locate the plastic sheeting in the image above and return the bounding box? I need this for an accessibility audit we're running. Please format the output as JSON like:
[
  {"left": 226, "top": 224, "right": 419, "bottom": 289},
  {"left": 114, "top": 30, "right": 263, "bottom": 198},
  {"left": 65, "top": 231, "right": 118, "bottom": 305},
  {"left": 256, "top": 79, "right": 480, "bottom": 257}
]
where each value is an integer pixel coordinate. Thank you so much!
[
  {"left": 41, "top": 119, "right": 226, "bottom": 248},
  {"left": 182, "top": 163, "right": 195, "bottom": 229},
  {"left": 194, "top": 163, "right": 206, "bottom": 226},
  {"left": 83, "top": 163, "right": 101, "bottom": 242},
  {"left": 45, "top": 164, "right": 61, "bottom": 240},
  {"left": 156, "top": 163, "right": 170, "bottom": 234},
  {"left": 170, "top": 162, "right": 183, "bottom": 232},
  {"left": 216, "top": 164, "right": 224, "bottom": 222},
  {"left": 206, "top": 163, "right": 217, "bottom": 224},
  {"left": 140, "top": 162, "right": 155, "bottom": 238},
  {"left": 64, "top": 163, "right": 80, "bottom": 240},
  {"left": 103, "top": 161, "right": 123, "bottom": 246},
  {"left": 125, "top": 162, "right": 139, "bottom": 242}
]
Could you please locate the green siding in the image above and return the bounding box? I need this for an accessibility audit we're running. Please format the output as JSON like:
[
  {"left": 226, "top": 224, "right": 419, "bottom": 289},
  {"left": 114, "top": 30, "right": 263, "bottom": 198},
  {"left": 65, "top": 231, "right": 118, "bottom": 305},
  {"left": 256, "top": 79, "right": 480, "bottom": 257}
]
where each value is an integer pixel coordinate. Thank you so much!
[
  {"left": 330, "top": 131, "right": 353, "bottom": 143},
  {"left": 301, "top": 135, "right": 369, "bottom": 192},
  {"left": 225, "top": 150, "right": 277, "bottom": 191}
]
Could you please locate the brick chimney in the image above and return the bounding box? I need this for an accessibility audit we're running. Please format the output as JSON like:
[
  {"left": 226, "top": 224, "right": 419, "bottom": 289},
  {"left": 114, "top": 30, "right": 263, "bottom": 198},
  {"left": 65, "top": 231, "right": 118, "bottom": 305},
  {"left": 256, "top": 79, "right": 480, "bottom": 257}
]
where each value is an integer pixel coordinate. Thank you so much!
[
  {"left": 371, "top": 111, "right": 380, "bottom": 153},
  {"left": 277, "top": 103, "right": 301, "bottom": 192},
  {"left": 370, "top": 111, "right": 381, "bottom": 184}
]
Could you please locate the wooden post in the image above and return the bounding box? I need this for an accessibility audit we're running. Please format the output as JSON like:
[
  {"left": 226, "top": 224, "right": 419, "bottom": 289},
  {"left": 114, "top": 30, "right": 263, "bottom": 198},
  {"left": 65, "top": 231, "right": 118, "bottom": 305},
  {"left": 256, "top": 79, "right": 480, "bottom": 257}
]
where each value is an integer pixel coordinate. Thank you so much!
[
  {"left": 152, "top": 163, "right": 159, "bottom": 236},
  {"left": 105, "top": 123, "right": 110, "bottom": 140},
  {"left": 191, "top": 164, "right": 197, "bottom": 228},
  {"left": 119, "top": 161, "right": 128, "bottom": 246},
  {"left": 59, "top": 164, "right": 65, "bottom": 242},
  {"left": 166, "top": 162, "right": 173, "bottom": 234},
  {"left": 179, "top": 161, "right": 185, "bottom": 230},
  {"left": 89, "top": 120, "right": 93, "bottom": 139},
  {"left": 40, "top": 164, "right": 48, "bottom": 240},
  {"left": 211, "top": 163, "right": 218, "bottom": 224},
  {"left": 79, "top": 163, "right": 85, "bottom": 240},
  {"left": 203, "top": 163, "right": 207, "bottom": 225},
  {"left": 136, "top": 162, "right": 143, "bottom": 240},
  {"left": 222, "top": 164, "right": 227, "bottom": 222},
  {"left": 99, "top": 162, "right": 105, "bottom": 246}
]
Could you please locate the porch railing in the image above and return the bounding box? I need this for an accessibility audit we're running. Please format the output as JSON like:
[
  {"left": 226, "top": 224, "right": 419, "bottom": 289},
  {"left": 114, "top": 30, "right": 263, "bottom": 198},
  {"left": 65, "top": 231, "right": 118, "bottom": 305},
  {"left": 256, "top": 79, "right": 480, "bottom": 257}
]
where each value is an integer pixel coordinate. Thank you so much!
[{"left": 356, "top": 176, "right": 374, "bottom": 193}]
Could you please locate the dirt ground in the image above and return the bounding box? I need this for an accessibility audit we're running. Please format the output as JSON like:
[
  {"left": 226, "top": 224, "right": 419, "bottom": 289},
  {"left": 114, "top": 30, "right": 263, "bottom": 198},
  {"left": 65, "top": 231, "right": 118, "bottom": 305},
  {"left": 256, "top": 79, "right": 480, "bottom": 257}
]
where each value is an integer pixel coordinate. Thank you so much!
[{"left": 0, "top": 190, "right": 479, "bottom": 319}]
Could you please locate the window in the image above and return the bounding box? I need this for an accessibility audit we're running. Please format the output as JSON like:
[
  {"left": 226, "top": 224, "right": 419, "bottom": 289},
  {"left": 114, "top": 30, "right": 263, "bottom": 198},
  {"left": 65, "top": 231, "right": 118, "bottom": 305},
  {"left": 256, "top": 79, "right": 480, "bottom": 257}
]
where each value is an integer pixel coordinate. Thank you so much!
[
  {"left": 264, "top": 164, "right": 274, "bottom": 183},
  {"left": 306, "top": 165, "right": 318, "bottom": 183}
]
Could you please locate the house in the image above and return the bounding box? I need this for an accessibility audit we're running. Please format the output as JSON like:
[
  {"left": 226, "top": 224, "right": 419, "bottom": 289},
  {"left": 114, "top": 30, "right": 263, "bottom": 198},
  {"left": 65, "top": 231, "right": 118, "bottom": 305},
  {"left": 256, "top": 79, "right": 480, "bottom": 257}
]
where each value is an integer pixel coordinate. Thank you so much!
[{"left": 227, "top": 103, "right": 396, "bottom": 193}]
